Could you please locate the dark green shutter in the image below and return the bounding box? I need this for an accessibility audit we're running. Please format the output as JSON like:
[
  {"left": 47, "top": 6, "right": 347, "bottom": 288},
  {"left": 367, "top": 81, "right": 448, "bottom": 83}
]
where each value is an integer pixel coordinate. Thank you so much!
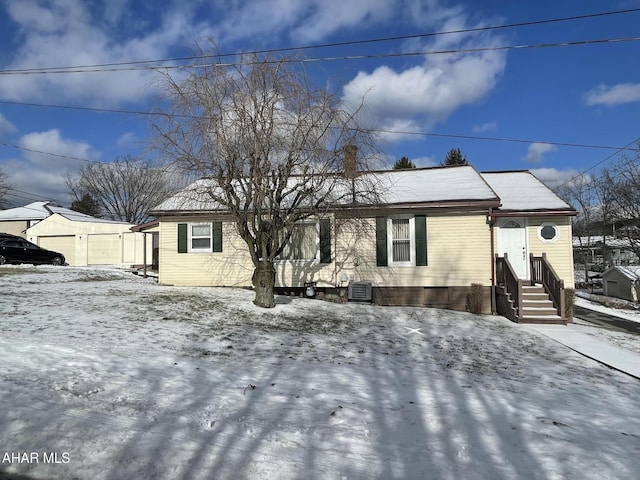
[
  {"left": 177, "top": 223, "right": 188, "bottom": 253},
  {"left": 213, "top": 221, "right": 223, "bottom": 252},
  {"left": 415, "top": 215, "right": 427, "bottom": 266},
  {"left": 376, "top": 217, "right": 388, "bottom": 266},
  {"left": 319, "top": 218, "right": 331, "bottom": 263}
]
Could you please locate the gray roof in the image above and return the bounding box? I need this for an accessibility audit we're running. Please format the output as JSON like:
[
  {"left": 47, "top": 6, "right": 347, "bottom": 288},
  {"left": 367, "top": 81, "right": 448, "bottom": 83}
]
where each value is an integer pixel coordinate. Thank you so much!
[
  {"left": 152, "top": 166, "right": 576, "bottom": 215},
  {"left": 481, "top": 171, "right": 573, "bottom": 211},
  {"left": 0, "top": 201, "right": 128, "bottom": 225},
  {"left": 152, "top": 165, "right": 500, "bottom": 213}
]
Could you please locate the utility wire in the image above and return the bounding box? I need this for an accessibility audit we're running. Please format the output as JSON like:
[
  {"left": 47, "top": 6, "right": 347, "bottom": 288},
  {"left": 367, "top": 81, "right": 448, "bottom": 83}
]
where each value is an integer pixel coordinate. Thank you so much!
[
  {"left": 0, "top": 131, "right": 635, "bottom": 170},
  {"left": 1, "top": 36, "right": 638, "bottom": 75},
  {"left": 0, "top": 99, "right": 638, "bottom": 154},
  {"left": 1, "top": 7, "right": 638, "bottom": 74}
]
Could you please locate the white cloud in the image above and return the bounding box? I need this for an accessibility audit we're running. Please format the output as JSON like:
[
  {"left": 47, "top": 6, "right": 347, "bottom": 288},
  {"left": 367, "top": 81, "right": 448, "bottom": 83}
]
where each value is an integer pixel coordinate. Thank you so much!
[
  {"left": 584, "top": 83, "right": 640, "bottom": 107},
  {"left": 341, "top": 8, "right": 506, "bottom": 142},
  {"left": 210, "top": 0, "right": 395, "bottom": 44},
  {"left": 412, "top": 156, "right": 438, "bottom": 168},
  {"left": 473, "top": 122, "right": 497, "bottom": 133},
  {"left": 530, "top": 168, "right": 585, "bottom": 190},
  {"left": 0, "top": 0, "right": 198, "bottom": 106},
  {"left": 2, "top": 129, "right": 102, "bottom": 204},
  {"left": 19, "top": 129, "right": 100, "bottom": 167},
  {"left": 0, "top": 113, "right": 17, "bottom": 137},
  {"left": 116, "top": 132, "right": 140, "bottom": 148},
  {"left": 525, "top": 143, "right": 556, "bottom": 164}
]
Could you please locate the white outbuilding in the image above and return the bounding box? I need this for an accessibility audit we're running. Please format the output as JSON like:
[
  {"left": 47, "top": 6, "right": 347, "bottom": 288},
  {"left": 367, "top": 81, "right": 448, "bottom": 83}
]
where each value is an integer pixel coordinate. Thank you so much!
[{"left": 9, "top": 203, "right": 154, "bottom": 267}]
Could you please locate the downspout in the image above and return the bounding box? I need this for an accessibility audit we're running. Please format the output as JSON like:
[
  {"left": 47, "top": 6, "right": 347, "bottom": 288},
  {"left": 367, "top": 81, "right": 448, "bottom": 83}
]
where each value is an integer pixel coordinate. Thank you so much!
[{"left": 489, "top": 208, "right": 496, "bottom": 314}]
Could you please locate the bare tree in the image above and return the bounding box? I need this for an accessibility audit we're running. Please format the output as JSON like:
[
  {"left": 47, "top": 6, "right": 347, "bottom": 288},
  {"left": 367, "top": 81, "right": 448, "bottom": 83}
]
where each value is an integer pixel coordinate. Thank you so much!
[
  {"left": 153, "top": 52, "right": 381, "bottom": 308},
  {"left": 603, "top": 150, "right": 640, "bottom": 261},
  {"left": 556, "top": 174, "right": 596, "bottom": 284},
  {"left": 66, "top": 156, "right": 179, "bottom": 224},
  {"left": 0, "top": 168, "right": 11, "bottom": 209}
]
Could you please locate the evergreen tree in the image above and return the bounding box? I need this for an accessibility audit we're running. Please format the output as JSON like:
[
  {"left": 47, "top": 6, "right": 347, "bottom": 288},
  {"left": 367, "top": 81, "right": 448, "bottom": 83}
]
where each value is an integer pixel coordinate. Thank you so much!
[
  {"left": 393, "top": 156, "right": 416, "bottom": 169},
  {"left": 441, "top": 148, "right": 468, "bottom": 166},
  {"left": 70, "top": 193, "right": 102, "bottom": 217}
]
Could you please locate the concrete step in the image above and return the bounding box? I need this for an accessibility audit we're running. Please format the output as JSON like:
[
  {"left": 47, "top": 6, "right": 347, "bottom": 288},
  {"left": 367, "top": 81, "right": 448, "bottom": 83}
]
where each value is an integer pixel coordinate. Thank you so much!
[
  {"left": 520, "top": 285, "right": 560, "bottom": 319},
  {"left": 520, "top": 315, "right": 566, "bottom": 324},
  {"left": 521, "top": 306, "right": 559, "bottom": 316}
]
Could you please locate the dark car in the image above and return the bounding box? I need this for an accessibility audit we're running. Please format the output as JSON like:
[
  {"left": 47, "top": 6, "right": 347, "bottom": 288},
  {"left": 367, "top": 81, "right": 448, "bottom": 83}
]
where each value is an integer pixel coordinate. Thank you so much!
[
  {"left": 0, "top": 238, "right": 66, "bottom": 266},
  {"left": 0, "top": 233, "right": 23, "bottom": 241}
]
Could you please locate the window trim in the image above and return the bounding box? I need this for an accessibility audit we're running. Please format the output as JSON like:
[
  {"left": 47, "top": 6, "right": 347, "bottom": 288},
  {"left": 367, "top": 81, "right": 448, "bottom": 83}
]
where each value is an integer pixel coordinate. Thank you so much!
[
  {"left": 387, "top": 216, "right": 415, "bottom": 267},
  {"left": 189, "top": 223, "right": 213, "bottom": 252},
  {"left": 537, "top": 222, "right": 560, "bottom": 244}
]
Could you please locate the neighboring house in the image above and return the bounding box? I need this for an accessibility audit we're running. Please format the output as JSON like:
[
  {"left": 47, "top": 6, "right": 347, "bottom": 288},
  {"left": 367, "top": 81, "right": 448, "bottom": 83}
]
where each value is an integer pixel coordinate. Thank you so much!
[
  {"left": 150, "top": 165, "right": 576, "bottom": 322},
  {"left": 0, "top": 201, "right": 59, "bottom": 237},
  {"left": 602, "top": 266, "right": 640, "bottom": 302},
  {"left": 573, "top": 235, "right": 639, "bottom": 267},
  {"left": 8, "top": 204, "right": 154, "bottom": 267}
]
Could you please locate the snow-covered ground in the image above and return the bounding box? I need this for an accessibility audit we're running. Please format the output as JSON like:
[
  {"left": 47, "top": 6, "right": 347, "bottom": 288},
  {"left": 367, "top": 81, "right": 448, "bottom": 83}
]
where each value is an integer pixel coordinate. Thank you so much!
[{"left": 1, "top": 265, "right": 639, "bottom": 480}]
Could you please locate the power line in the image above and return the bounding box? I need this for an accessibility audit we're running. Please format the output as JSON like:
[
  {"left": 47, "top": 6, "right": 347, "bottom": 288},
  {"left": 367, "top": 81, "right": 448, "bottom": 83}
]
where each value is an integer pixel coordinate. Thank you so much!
[
  {"left": 555, "top": 136, "right": 640, "bottom": 193},
  {"left": 0, "top": 98, "right": 638, "bottom": 153},
  {"left": 1, "top": 129, "right": 637, "bottom": 172},
  {"left": 1, "top": 36, "right": 638, "bottom": 75},
  {"left": 366, "top": 129, "right": 639, "bottom": 152},
  {"left": 1, "top": 7, "right": 638, "bottom": 74},
  {"left": 0, "top": 141, "right": 96, "bottom": 164}
]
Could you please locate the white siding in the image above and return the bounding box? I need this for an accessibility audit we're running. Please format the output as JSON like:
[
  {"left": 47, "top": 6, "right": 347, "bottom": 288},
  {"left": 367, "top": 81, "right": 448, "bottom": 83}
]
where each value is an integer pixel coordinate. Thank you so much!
[
  {"left": 527, "top": 217, "right": 575, "bottom": 289},
  {"left": 339, "top": 212, "right": 492, "bottom": 287},
  {"left": 159, "top": 211, "right": 493, "bottom": 289}
]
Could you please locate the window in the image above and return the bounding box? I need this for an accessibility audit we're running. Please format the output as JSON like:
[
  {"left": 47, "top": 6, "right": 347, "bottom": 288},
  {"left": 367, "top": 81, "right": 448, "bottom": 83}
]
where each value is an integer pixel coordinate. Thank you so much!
[
  {"left": 280, "top": 222, "right": 318, "bottom": 261},
  {"left": 389, "top": 217, "right": 414, "bottom": 265},
  {"left": 190, "top": 224, "right": 212, "bottom": 252},
  {"left": 537, "top": 222, "right": 559, "bottom": 243},
  {"left": 177, "top": 222, "right": 222, "bottom": 253},
  {"left": 376, "top": 216, "right": 427, "bottom": 267},
  {"left": 277, "top": 218, "right": 332, "bottom": 263}
]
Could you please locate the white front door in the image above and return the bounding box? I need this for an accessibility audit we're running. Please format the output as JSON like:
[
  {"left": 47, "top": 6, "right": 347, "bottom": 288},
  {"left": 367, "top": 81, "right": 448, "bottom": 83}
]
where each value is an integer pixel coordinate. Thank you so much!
[{"left": 498, "top": 218, "right": 528, "bottom": 279}]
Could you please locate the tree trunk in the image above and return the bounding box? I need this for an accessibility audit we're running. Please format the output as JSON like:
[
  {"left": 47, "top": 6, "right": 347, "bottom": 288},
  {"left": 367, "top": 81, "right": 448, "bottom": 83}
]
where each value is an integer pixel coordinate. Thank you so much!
[{"left": 252, "top": 262, "right": 276, "bottom": 308}]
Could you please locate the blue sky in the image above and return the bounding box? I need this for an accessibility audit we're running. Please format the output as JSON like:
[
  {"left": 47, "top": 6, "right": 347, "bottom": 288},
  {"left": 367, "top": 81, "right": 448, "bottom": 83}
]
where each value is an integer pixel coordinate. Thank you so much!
[{"left": 0, "top": 0, "right": 639, "bottom": 207}]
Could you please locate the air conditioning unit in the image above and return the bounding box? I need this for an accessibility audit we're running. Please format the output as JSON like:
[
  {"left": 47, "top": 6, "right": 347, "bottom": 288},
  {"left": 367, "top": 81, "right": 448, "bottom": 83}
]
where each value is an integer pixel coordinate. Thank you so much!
[{"left": 348, "top": 282, "right": 372, "bottom": 302}]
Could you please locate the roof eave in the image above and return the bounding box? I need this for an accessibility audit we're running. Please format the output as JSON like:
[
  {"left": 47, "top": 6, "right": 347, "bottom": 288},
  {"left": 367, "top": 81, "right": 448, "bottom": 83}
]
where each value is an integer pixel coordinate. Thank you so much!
[
  {"left": 492, "top": 209, "right": 577, "bottom": 217},
  {"left": 150, "top": 198, "right": 501, "bottom": 217}
]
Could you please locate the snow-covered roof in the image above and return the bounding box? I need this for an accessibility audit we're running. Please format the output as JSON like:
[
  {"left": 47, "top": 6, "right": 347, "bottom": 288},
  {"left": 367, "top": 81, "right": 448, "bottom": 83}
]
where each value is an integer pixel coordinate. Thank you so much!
[
  {"left": 152, "top": 165, "right": 501, "bottom": 213},
  {"left": 0, "top": 201, "right": 50, "bottom": 221},
  {"left": 573, "top": 236, "right": 635, "bottom": 249},
  {"left": 0, "top": 201, "right": 129, "bottom": 225},
  {"left": 481, "top": 171, "right": 573, "bottom": 212},
  {"left": 603, "top": 265, "right": 640, "bottom": 281},
  {"left": 372, "top": 165, "right": 498, "bottom": 205},
  {"left": 48, "top": 206, "right": 128, "bottom": 224}
]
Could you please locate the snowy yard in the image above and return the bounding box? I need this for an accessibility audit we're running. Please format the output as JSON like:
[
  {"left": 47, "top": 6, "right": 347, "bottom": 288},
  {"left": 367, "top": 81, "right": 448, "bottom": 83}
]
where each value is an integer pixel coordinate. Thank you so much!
[{"left": 1, "top": 266, "right": 639, "bottom": 480}]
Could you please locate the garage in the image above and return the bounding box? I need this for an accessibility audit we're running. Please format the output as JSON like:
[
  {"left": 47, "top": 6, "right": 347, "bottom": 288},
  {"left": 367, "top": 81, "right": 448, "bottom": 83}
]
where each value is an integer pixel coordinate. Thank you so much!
[
  {"left": 87, "top": 234, "right": 122, "bottom": 265},
  {"left": 39, "top": 235, "right": 76, "bottom": 266}
]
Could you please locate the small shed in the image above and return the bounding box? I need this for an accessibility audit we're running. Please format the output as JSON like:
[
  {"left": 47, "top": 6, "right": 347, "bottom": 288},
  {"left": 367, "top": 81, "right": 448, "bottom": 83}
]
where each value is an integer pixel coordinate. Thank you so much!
[{"left": 602, "top": 266, "right": 640, "bottom": 302}]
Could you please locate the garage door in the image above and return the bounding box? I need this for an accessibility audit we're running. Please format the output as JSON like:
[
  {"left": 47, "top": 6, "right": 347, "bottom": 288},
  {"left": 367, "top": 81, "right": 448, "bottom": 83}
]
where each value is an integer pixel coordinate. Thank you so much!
[
  {"left": 39, "top": 236, "right": 76, "bottom": 266},
  {"left": 87, "top": 234, "right": 121, "bottom": 265}
]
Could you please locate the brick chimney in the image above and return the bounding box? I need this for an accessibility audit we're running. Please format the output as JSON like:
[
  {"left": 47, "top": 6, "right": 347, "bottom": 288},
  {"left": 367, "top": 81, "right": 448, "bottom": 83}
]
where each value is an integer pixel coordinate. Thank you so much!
[{"left": 343, "top": 145, "right": 358, "bottom": 178}]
